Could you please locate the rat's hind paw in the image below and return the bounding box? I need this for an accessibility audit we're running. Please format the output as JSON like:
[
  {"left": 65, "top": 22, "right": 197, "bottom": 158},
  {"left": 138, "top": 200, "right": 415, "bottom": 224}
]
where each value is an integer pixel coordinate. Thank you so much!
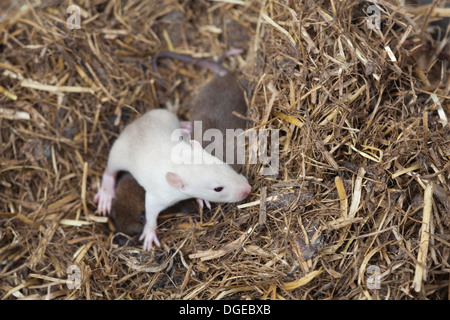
[
  {"left": 94, "top": 189, "right": 114, "bottom": 216},
  {"left": 139, "top": 228, "right": 161, "bottom": 251},
  {"left": 94, "top": 168, "right": 117, "bottom": 216},
  {"left": 196, "top": 198, "right": 211, "bottom": 210}
]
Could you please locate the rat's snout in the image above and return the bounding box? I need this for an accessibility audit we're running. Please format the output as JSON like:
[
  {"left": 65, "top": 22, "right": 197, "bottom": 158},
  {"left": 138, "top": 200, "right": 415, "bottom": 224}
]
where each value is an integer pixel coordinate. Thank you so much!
[
  {"left": 241, "top": 186, "right": 251, "bottom": 199},
  {"left": 237, "top": 183, "right": 251, "bottom": 201}
]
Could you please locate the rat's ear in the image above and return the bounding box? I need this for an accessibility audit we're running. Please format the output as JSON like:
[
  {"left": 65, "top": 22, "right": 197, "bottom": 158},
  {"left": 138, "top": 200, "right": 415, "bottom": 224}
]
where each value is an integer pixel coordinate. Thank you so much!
[
  {"left": 171, "top": 128, "right": 191, "bottom": 144},
  {"left": 179, "top": 129, "right": 191, "bottom": 143},
  {"left": 166, "top": 172, "right": 185, "bottom": 190}
]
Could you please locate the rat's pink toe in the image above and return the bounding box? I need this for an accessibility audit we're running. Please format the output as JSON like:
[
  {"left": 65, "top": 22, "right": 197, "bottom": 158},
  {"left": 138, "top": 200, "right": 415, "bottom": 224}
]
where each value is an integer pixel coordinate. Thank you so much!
[
  {"left": 140, "top": 229, "right": 160, "bottom": 251},
  {"left": 94, "top": 189, "right": 114, "bottom": 216}
]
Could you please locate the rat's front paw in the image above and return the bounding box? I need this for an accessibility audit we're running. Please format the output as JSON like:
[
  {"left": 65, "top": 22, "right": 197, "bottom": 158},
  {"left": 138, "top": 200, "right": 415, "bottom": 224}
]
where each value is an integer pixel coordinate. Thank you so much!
[
  {"left": 196, "top": 198, "right": 211, "bottom": 210},
  {"left": 94, "top": 188, "right": 114, "bottom": 216},
  {"left": 139, "top": 227, "right": 161, "bottom": 251}
]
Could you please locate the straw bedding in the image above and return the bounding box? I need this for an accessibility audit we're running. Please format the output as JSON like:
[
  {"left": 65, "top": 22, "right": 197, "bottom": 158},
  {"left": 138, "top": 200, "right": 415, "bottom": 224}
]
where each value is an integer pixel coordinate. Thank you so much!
[{"left": 0, "top": 0, "right": 449, "bottom": 300}]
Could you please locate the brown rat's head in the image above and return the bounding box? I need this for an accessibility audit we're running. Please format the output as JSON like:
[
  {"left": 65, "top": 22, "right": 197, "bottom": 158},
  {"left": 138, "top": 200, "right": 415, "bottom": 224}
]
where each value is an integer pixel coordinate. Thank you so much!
[{"left": 110, "top": 172, "right": 146, "bottom": 237}]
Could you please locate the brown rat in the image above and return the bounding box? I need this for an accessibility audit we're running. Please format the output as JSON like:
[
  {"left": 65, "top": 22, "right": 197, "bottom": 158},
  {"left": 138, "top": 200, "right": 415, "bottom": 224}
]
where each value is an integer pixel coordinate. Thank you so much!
[
  {"left": 107, "top": 51, "right": 249, "bottom": 241},
  {"left": 155, "top": 50, "right": 248, "bottom": 169},
  {"left": 153, "top": 49, "right": 243, "bottom": 77},
  {"left": 109, "top": 172, "right": 146, "bottom": 237}
]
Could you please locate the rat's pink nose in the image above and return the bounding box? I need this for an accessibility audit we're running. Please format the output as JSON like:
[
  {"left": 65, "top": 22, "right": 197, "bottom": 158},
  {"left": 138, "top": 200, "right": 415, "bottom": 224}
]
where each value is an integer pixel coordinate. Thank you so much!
[{"left": 240, "top": 184, "right": 251, "bottom": 200}]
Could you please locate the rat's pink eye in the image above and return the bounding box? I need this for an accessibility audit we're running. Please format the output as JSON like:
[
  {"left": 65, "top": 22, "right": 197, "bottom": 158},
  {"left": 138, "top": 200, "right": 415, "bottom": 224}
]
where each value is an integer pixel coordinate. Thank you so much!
[{"left": 214, "top": 187, "right": 224, "bottom": 192}]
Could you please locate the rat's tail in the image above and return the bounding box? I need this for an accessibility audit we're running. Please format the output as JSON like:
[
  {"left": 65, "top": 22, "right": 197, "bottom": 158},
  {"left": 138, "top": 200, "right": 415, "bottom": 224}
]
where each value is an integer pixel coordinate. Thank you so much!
[{"left": 153, "top": 49, "right": 243, "bottom": 77}]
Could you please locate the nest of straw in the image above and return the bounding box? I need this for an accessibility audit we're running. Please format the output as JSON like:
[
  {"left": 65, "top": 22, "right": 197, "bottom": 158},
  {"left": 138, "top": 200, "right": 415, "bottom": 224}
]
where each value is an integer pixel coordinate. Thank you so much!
[{"left": 1, "top": 0, "right": 449, "bottom": 300}]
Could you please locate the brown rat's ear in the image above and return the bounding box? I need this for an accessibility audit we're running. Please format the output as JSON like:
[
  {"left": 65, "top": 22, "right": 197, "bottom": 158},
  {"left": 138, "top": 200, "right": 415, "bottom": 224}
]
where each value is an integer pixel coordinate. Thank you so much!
[{"left": 166, "top": 172, "right": 185, "bottom": 190}]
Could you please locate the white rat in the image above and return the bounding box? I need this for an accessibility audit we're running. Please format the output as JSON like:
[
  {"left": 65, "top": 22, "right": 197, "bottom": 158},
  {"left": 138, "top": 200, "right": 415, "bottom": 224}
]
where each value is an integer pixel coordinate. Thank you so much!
[{"left": 94, "top": 108, "right": 251, "bottom": 250}]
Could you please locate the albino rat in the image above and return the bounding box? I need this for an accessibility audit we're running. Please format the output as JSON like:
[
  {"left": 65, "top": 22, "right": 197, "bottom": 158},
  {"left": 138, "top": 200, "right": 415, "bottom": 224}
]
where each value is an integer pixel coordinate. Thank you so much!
[
  {"left": 94, "top": 108, "right": 251, "bottom": 250},
  {"left": 109, "top": 51, "right": 249, "bottom": 239}
]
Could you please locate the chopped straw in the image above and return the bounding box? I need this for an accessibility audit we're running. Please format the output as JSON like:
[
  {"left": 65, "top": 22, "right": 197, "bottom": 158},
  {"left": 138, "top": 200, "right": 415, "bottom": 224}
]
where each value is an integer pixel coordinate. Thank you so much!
[{"left": 0, "top": 0, "right": 449, "bottom": 300}]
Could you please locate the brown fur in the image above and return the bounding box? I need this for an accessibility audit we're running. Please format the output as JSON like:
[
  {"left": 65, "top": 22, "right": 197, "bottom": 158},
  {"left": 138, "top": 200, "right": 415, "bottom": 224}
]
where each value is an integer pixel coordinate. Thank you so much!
[
  {"left": 189, "top": 73, "right": 247, "bottom": 134},
  {"left": 187, "top": 72, "right": 248, "bottom": 172},
  {"left": 109, "top": 172, "right": 146, "bottom": 237}
]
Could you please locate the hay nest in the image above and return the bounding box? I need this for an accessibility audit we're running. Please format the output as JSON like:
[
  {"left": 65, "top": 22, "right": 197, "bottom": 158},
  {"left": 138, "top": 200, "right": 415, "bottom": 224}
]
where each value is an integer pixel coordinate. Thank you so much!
[{"left": 1, "top": 0, "right": 449, "bottom": 300}]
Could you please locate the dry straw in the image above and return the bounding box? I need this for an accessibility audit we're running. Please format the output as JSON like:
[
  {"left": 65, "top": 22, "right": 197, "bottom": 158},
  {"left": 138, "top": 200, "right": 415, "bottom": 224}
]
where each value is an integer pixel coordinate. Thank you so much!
[{"left": 0, "top": 0, "right": 449, "bottom": 300}]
